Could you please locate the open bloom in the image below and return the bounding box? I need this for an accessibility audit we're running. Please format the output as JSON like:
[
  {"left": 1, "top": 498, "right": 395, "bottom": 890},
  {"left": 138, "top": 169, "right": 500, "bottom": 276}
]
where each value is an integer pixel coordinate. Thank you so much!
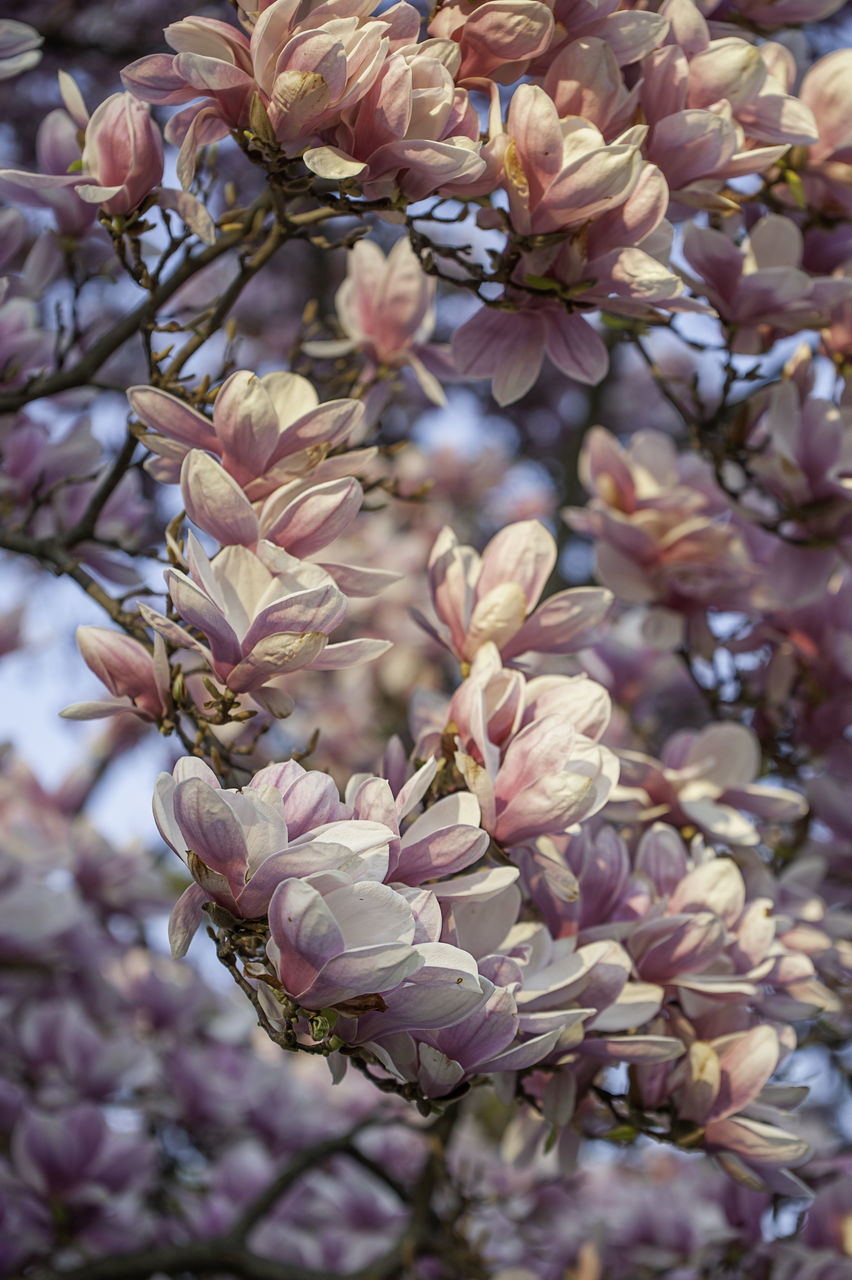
[
  {"left": 122, "top": 1, "right": 421, "bottom": 185},
  {"left": 301, "top": 38, "right": 484, "bottom": 201},
  {"left": 302, "top": 239, "right": 454, "bottom": 404},
  {"left": 267, "top": 872, "right": 424, "bottom": 1010},
  {"left": 154, "top": 755, "right": 397, "bottom": 955},
  {"left": 611, "top": 722, "right": 807, "bottom": 847},
  {"left": 128, "top": 370, "right": 364, "bottom": 493},
  {"left": 416, "top": 519, "right": 611, "bottom": 665},
  {"left": 682, "top": 216, "right": 852, "bottom": 353},
  {"left": 141, "top": 534, "right": 390, "bottom": 703}
]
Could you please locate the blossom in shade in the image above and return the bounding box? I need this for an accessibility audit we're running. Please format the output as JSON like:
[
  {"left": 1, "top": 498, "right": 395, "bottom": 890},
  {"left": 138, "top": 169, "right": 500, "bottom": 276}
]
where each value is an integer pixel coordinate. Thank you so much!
[
  {"left": 682, "top": 216, "right": 852, "bottom": 354},
  {"left": 566, "top": 426, "right": 756, "bottom": 612},
  {"left": 0, "top": 20, "right": 42, "bottom": 80},
  {"left": 302, "top": 239, "right": 454, "bottom": 404},
  {"left": 346, "top": 758, "right": 490, "bottom": 886},
  {"left": 611, "top": 722, "right": 807, "bottom": 847},
  {"left": 76, "top": 92, "right": 164, "bottom": 217}
]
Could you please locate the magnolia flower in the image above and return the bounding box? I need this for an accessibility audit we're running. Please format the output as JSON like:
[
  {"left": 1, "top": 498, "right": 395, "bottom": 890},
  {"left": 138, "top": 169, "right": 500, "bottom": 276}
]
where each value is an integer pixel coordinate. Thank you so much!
[
  {"left": 179, "top": 450, "right": 364, "bottom": 557},
  {"left": 346, "top": 759, "right": 490, "bottom": 886},
  {"left": 682, "top": 216, "right": 852, "bottom": 353},
  {"left": 427, "top": 0, "right": 553, "bottom": 80},
  {"left": 75, "top": 92, "right": 164, "bottom": 217},
  {"left": 128, "top": 370, "right": 364, "bottom": 493},
  {"left": 60, "top": 627, "right": 170, "bottom": 722},
  {"left": 142, "top": 534, "right": 390, "bottom": 702},
  {"left": 302, "top": 239, "right": 454, "bottom": 405},
  {"left": 566, "top": 426, "right": 755, "bottom": 612},
  {"left": 796, "top": 50, "right": 852, "bottom": 222},
  {"left": 122, "top": 2, "right": 421, "bottom": 186},
  {"left": 267, "top": 872, "right": 426, "bottom": 1010},
  {"left": 416, "top": 519, "right": 611, "bottom": 665},
  {"left": 0, "top": 20, "right": 42, "bottom": 80},
  {"left": 612, "top": 722, "right": 807, "bottom": 847},
  {"left": 458, "top": 713, "right": 618, "bottom": 849},
  {"left": 0, "top": 80, "right": 212, "bottom": 239},
  {"left": 154, "top": 756, "right": 397, "bottom": 956},
  {"left": 349, "top": 981, "right": 563, "bottom": 1098},
  {"left": 302, "top": 39, "right": 485, "bottom": 201}
]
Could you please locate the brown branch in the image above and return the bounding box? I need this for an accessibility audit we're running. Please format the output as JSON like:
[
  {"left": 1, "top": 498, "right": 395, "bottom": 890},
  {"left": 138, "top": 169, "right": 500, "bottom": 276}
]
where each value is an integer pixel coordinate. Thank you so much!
[{"left": 0, "top": 196, "right": 272, "bottom": 416}]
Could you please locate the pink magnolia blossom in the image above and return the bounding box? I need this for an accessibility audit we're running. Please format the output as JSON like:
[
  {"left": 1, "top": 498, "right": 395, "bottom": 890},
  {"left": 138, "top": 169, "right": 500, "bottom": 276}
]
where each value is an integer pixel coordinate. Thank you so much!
[
  {"left": 449, "top": 648, "right": 619, "bottom": 849},
  {"left": 457, "top": 711, "right": 618, "bottom": 848},
  {"left": 427, "top": 0, "right": 553, "bottom": 80},
  {"left": 154, "top": 756, "right": 397, "bottom": 955},
  {"left": 682, "top": 216, "right": 852, "bottom": 353},
  {"left": 128, "top": 370, "right": 364, "bottom": 494},
  {"left": 60, "top": 627, "right": 170, "bottom": 723},
  {"left": 302, "top": 39, "right": 484, "bottom": 200},
  {"left": 495, "top": 84, "right": 645, "bottom": 237},
  {"left": 0, "top": 104, "right": 96, "bottom": 238},
  {"left": 76, "top": 93, "right": 164, "bottom": 218},
  {"left": 536, "top": 0, "right": 668, "bottom": 69},
  {"left": 122, "top": 1, "right": 421, "bottom": 186},
  {"left": 611, "top": 722, "right": 807, "bottom": 847},
  {"left": 348, "top": 981, "right": 563, "bottom": 1097},
  {"left": 267, "top": 872, "right": 426, "bottom": 1010},
  {"left": 451, "top": 92, "right": 695, "bottom": 401},
  {"left": 566, "top": 426, "right": 756, "bottom": 612},
  {"left": 417, "top": 519, "right": 612, "bottom": 665},
  {"left": 541, "top": 36, "right": 639, "bottom": 141},
  {"left": 302, "top": 239, "right": 454, "bottom": 404},
  {"left": 638, "top": 22, "right": 813, "bottom": 214},
  {"left": 345, "top": 758, "right": 490, "bottom": 886},
  {"left": 0, "top": 79, "right": 212, "bottom": 239},
  {"left": 142, "top": 534, "right": 389, "bottom": 700},
  {"left": 796, "top": 50, "right": 852, "bottom": 222},
  {"left": 0, "top": 20, "right": 42, "bottom": 80},
  {"left": 179, "top": 449, "right": 364, "bottom": 557}
]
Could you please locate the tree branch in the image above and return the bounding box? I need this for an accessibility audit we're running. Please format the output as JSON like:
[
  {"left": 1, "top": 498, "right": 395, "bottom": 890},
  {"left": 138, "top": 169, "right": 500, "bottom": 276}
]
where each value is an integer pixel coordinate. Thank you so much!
[{"left": 0, "top": 196, "right": 272, "bottom": 416}]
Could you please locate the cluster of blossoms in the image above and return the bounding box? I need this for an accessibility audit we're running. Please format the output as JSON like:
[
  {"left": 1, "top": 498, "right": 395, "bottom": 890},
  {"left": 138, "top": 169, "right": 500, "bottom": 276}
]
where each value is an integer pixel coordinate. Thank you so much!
[
  {"left": 2, "top": 0, "right": 852, "bottom": 1276},
  {"left": 0, "top": 745, "right": 440, "bottom": 1278}
]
